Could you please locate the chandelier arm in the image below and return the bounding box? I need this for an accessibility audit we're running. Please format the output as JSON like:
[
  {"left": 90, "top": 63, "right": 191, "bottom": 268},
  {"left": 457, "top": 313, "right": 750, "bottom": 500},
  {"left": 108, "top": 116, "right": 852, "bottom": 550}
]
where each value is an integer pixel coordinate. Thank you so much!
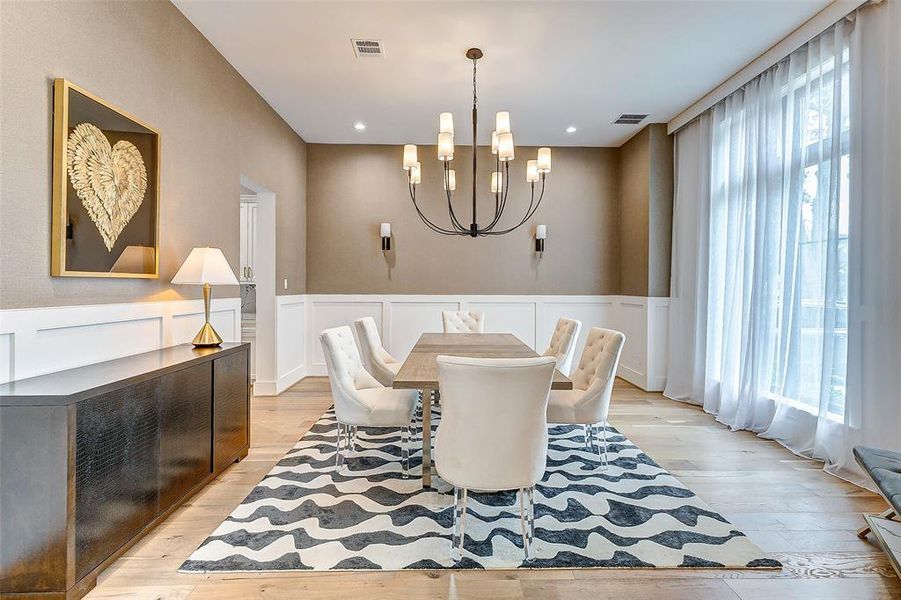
[
  {"left": 483, "top": 176, "right": 546, "bottom": 235},
  {"left": 481, "top": 159, "right": 511, "bottom": 232},
  {"left": 409, "top": 180, "right": 462, "bottom": 235},
  {"left": 445, "top": 162, "right": 467, "bottom": 232}
]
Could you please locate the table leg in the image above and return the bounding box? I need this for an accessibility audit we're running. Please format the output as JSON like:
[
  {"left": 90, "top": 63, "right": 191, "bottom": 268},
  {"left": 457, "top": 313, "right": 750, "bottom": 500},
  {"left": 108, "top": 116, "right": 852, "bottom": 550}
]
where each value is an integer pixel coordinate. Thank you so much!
[{"left": 421, "top": 387, "right": 432, "bottom": 488}]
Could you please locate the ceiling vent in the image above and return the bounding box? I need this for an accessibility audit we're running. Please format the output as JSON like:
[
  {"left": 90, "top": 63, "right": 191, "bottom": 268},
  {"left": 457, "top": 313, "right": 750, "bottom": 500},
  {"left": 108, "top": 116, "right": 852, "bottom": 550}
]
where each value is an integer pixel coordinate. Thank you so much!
[
  {"left": 614, "top": 113, "right": 649, "bottom": 125},
  {"left": 351, "top": 39, "right": 384, "bottom": 58}
]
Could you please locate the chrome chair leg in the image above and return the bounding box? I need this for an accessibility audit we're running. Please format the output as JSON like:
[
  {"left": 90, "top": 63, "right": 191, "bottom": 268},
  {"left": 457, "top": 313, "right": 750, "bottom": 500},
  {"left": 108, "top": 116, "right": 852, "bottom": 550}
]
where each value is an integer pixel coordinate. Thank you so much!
[
  {"left": 335, "top": 423, "right": 345, "bottom": 470},
  {"left": 527, "top": 486, "right": 536, "bottom": 548},
  {"left": 602, "top": 420, "right": 609, "bottom": 468},
  {"left": 519, "top": 488, "right": 531, "bottom": 561},
  {"left": 583, "top": 423, "right": 592, "bottom": 450},
  {"left": 452, "top": 487, "right": 468, "bottom": 561},
  {"left": 401, "top": 426, "right": 410, "bottom": 478}
]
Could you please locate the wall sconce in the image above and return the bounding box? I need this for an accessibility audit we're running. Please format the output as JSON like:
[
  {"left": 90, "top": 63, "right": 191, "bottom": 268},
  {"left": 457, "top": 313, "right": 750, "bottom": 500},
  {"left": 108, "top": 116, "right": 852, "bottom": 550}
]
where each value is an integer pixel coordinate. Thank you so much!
[
  {"left": 535, "top": 224, "right": 546, "bottom": 256},
  {"left": 380, "top": 222, "right": 391, "bottom": 251}
]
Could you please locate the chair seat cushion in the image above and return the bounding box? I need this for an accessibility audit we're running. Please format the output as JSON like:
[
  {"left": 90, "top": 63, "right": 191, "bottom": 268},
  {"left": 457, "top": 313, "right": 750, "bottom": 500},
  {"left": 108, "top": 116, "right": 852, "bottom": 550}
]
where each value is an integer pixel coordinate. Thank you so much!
[
  {"left": 854, "top": 446, "right": 901, "bottom": 514},
  {"left": 355, "top": 388, "right": 418, "bottom": 427},
  {"left": 547, "top": 389, "right": 594, "bottom": 424}
]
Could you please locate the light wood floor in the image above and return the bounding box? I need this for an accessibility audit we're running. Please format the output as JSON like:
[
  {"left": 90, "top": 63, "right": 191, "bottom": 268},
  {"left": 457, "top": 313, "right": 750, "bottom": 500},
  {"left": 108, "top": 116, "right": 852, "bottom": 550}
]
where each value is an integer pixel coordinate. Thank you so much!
[{"left": 88, "top": 378, "right": 900, "bottom": 599}]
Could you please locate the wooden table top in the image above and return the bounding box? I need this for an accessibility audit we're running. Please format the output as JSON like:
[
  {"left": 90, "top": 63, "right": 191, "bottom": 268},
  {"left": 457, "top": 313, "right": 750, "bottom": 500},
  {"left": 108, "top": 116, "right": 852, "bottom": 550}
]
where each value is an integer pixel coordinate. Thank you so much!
[{"left": 393, "top": 333, "right": 573, "bottom": 390}]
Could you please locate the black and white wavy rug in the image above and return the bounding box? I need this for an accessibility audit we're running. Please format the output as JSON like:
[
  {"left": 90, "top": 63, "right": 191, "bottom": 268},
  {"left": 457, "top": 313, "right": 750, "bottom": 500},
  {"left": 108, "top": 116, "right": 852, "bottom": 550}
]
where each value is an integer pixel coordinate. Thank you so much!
[{"left": 181, "top": 408, "right": 780, "bottom": 571}]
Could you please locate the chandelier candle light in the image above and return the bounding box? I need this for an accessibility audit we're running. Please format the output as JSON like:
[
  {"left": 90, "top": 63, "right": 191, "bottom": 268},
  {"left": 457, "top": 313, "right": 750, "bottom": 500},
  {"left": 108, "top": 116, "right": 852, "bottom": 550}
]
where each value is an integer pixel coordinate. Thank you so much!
[{"left": 402, "top": 48, "right": 551, "bottom": 237}]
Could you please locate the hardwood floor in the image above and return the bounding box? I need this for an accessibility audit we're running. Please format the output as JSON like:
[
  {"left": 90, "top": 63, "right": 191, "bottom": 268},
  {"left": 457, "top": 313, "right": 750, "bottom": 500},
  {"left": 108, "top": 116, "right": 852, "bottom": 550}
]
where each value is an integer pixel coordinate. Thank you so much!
[{"left": 87, "top": 378, "right": 900, "bottom": 599}]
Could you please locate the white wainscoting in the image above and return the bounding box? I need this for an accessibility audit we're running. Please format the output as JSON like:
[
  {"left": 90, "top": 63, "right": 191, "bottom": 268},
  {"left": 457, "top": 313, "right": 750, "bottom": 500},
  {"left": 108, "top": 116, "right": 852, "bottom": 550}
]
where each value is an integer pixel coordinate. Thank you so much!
[
  {"left": 0, "top": 294, "right": 668, "bottom": 393},
  {"left": 302, "top": 295, "right": 668, "bottom": 392},
  {"left": 0, "top": 298, "right": 241, "bottom": 384},
  {"left": 257, "top": 294, "right": 306, "bottom": 396}
]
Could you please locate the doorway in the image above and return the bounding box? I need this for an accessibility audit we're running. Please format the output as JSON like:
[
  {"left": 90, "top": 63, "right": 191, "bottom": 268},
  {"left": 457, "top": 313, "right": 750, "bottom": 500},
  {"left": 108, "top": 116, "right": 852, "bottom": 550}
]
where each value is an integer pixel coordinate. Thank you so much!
[{"left": 239, "top": 175, "right": 276, "bottom": 393}]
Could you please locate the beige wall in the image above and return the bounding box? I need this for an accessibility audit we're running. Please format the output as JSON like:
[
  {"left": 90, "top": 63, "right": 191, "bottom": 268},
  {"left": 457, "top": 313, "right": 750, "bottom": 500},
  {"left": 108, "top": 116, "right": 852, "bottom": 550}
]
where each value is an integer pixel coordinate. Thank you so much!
[
  {"left": 0, "top": 1, "right": 307, "bottom": 309},
  {"left": 617, "top": 124, "right": 673, "bottom": 297},
  {"left": 648, "top": 125, "right": 674, "bottom": 297},
  {"left": 618, "top": 127, "right": 651, "bottom": 296},
  {"left": 306, "top": 145, "right": 620, "bottom": 294}
]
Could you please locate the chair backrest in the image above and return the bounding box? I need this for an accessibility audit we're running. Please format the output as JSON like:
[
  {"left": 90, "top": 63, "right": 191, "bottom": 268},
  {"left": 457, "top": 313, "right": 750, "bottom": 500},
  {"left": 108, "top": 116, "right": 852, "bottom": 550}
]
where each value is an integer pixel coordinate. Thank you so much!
[
  {"left": 542, "top": 318, "right": 582, "bottom": 375},
  {"left": 353, "top": 317, "right": 397, "bottom": 386},
  {"left": 434, "top": 355, "right": 556, "bottom": 491},
  {"left": 319, "top": 325, "right": 382, "bottom": 424},
  {"left": 442, "top": 310, "right": 485, "bottom": 333},
  {"left": 569, "top": 327, "right": 625, "bottom": 422}
]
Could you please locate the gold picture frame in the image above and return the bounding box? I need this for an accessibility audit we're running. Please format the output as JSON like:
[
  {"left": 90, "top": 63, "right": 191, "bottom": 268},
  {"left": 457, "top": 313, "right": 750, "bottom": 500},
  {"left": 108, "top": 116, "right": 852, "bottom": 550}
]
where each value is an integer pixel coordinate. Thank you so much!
[{"left": 51, "top": 79, "right": 161, "bottom": 278}]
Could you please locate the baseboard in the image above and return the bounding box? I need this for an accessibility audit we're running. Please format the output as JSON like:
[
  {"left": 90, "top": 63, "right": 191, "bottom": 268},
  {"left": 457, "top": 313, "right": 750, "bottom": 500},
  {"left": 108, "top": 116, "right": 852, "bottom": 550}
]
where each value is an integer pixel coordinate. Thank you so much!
[{"left": 277, "top": 364, "right": 306, "bottom": 394}]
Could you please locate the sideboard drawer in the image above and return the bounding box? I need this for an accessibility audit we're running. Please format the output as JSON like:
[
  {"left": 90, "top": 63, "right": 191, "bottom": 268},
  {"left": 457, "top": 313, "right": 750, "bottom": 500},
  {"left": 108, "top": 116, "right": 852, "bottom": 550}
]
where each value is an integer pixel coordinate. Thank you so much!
[
  {"left": 159, "top": 361, "right": 213, "bottom": 511},
  {"left": 213, "top": 349, "right": 250, "bottom": 473},
  {"left": 75, "top": 378, "right": 161, "bottom": 580}
]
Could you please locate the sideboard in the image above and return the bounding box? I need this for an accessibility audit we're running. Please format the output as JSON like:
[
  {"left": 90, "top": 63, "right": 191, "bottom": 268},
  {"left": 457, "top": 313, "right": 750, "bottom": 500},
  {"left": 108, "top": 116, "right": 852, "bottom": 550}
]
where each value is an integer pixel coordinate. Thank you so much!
[{"left": 0, "top": 343, "right": 251, "bottom": 600}]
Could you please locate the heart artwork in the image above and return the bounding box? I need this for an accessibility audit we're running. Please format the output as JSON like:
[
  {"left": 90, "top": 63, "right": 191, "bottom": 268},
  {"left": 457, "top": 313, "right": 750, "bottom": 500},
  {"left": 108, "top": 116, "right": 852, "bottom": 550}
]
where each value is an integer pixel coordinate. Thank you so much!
[{"left": 66, "top": 122, "right": 148, "bottom": 251}]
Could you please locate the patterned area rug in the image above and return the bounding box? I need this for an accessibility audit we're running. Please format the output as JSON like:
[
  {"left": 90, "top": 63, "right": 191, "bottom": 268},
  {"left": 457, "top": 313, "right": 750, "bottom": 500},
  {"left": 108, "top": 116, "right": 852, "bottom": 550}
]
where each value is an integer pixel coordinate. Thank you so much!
[{"left": 181, "top": 408, "right": 780, "bottom": 571}]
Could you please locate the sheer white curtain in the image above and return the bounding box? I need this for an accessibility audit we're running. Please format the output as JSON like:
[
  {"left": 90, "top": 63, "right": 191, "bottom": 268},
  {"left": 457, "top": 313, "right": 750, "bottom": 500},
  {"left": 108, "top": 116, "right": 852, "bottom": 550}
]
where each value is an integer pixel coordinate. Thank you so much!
[
  {"left": 666, "top": 19, "right": 874, "bottom": 480},
  {"left": 841, "top": 0, "right": 901, "bottom": 481}
]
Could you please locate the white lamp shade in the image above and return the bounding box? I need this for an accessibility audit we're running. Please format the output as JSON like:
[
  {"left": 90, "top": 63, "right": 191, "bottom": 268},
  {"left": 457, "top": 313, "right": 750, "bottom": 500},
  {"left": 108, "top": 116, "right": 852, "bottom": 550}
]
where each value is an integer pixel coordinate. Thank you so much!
[
  {"left": 439, "top": 112, "right": 454, "bottom": 135},
  {"left": 536, "top": 224, "right": 547, "bottom": 239},
  {"left": 491, "top": 171, "right": 503, "bottom": 193},
  {"left": 537, "top": 147, "right": 552, "bottom": 173},
  {"left": 171, "top": 247, "right": 239, "bottom": 286},
  {"left": 403, "top": 144, "right": 418, "bottom": 170},
  {"left": 444, "top": 169, "right": 456, "bottom": 191},
  {"left": 437, "top": 132, "right": 454, "bottom": 161},
  {"left": 491, "top": 131, "right": 498, "bottom": 154},
  {"left": 498, "top": 132, "right": 514, "bottom": 161},
  {"left": 380, "top": 223, "right": 391, "bottom": 237},
  {"left": 495, "top": 111, "right": 511, "bottom": 134},
  {"left": 410, "top": 162, "right": 422, "bottom": 184},
  {"left": 526, "top": 160, "right": 539, "bottom": 182}
]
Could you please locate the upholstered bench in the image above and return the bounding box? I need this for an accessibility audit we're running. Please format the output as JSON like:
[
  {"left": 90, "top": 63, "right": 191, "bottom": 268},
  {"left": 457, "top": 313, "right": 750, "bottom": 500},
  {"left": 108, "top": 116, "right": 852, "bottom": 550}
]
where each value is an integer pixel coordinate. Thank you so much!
[{"left": 854, "top": 446, "right": 900, "bottom": 538}]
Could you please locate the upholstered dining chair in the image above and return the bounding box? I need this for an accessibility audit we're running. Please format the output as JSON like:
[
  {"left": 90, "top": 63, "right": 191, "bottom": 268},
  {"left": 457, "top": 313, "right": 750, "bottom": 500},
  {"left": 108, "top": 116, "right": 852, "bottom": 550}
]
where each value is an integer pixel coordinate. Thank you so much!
[
  {"left": 542, "top": 318, "right": 582, "bottom": 375},
  {"left": 435, "top": 355, "right": 557, "bottom": 561},
  {"left": 353, "top": 317, "right": 401, "bottom": 387},
  {"left": 546, "top": 327, "right": 625, "bottom": 469},
  {"left": 319, "top": 326, "right": 418, "bottom": 475},
  {"left": 441, "top": 310, "right": 485, "bottom": 333}
]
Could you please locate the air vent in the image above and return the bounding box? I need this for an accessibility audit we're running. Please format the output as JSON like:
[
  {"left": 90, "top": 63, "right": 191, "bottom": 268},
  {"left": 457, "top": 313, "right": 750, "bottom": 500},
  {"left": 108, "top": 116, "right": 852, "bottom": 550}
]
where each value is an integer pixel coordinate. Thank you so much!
[
  {"left": 351, "top": 39, "right": 384, "bottom": 58},
  {"left": 614, "top": 113, "right": 649, "bottom": 125}
]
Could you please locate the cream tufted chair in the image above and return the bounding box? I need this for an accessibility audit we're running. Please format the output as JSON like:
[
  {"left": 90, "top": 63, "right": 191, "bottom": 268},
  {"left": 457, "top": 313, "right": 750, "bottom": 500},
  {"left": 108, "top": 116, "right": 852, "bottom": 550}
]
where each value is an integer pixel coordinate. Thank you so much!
[
  {"left": 542, "top": 318, "right": 582, "bottom": 375},
  {"left": 319, "top": 326, "right": 418, "bottom": 475},
  {"left": 353, "top": 317, "right": 401, "bottom": 387},
  {"left": 546, "top": 327, "right": 625, "bottom": 468},
  {"left": 435, "top": 355, "right": 557, "bottom": 561},
  {"left": 442, "top": 310, "right": 485, "bottom": 334}
]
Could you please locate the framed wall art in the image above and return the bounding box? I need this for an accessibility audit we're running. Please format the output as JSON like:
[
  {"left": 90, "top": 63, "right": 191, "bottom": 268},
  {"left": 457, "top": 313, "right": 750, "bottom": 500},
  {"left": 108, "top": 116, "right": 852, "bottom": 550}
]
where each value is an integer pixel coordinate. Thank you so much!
[{"left": 51, "top": 79, "right": 160, "bottom": 278}]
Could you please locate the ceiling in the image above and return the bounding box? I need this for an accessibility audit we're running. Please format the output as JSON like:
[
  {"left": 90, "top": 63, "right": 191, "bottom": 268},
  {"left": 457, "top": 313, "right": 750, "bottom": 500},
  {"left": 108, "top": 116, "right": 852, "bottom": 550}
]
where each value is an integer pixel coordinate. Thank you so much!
[{"left": 175, "top": 0, "right": 835, "bottom": 147}]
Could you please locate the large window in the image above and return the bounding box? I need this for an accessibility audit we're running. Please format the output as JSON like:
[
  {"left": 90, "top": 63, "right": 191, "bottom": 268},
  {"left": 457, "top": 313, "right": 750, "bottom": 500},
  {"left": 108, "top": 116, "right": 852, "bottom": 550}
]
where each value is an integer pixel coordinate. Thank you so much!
[{"left": 706, "top": 24, "right": 851, "bottom": 427}]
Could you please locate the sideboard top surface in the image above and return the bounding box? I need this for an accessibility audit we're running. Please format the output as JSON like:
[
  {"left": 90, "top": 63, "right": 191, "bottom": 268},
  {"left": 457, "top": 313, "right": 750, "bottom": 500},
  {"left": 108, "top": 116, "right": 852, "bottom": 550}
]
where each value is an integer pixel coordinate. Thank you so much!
[{"left": 0, "top": 343, "right": 249, "bottom": 406}]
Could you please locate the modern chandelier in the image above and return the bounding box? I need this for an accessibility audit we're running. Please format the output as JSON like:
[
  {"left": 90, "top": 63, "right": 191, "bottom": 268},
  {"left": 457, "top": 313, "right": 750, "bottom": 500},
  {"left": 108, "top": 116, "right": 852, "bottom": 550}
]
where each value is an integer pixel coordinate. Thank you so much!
[{"left": 402, "top": 48, "right": 552, "bottom": 237}]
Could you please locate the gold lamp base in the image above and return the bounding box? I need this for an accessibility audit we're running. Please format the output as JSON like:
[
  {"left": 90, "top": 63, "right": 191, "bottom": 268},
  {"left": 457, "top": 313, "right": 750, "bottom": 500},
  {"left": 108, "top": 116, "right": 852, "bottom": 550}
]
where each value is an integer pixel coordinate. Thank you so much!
[
  {"left": 191, "top": 282, "right": 223, "bottom": 347},
  {"left": 192, "top": 321, "right": 223, "bottom": 347}
]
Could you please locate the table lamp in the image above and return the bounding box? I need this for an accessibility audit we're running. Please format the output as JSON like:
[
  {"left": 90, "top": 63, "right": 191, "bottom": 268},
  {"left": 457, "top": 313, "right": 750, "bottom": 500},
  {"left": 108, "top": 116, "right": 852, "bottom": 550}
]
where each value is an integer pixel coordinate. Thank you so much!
[{"left": 171, "top": 247, "right": 239, "bottom": 347}]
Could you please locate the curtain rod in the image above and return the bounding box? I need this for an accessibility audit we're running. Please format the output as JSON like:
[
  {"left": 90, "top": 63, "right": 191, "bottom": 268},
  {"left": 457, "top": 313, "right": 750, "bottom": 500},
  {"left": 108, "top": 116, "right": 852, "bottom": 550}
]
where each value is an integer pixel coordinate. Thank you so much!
[{"left": 667, "top": 0, "right": 869, "bottom": 135}]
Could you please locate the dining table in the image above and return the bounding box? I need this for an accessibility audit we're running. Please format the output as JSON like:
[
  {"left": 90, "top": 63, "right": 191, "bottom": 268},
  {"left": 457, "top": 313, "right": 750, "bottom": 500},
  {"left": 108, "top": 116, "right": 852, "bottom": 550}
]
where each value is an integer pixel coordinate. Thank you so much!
[{"left": 393, "top": 332, "right": 574, "bottom": 488}]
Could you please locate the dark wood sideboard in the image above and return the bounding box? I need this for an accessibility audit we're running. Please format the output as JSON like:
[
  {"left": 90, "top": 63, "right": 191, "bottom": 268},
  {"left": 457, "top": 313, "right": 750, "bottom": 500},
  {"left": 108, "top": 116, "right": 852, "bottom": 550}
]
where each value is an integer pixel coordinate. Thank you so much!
[{"left": 0, "top": 343, "right": 251, "bottom": 600}]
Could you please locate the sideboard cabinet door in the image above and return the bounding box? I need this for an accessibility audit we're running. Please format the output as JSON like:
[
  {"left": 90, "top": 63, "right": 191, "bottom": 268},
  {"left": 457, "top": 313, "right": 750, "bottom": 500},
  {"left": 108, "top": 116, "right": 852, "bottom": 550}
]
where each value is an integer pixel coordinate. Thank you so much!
[
  {"left": 75, "top": 378, "right": 161, "bottom": 580},
  {"left": 159, "top": 362, "right": 213, "bottom": 510},
  {"left": 213, "top": 350, "right": 249, "bottom": 473}
]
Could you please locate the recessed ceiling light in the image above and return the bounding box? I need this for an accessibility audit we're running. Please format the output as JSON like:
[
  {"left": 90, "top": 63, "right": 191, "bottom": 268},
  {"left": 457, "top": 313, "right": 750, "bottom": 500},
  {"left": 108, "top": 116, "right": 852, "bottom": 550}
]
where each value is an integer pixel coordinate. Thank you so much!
[
  {"left": 354, "top": 121, "right": 366, "bottom": 131},
  {"left": 565, "top": 126, "right": 577, "bottom": 134}
]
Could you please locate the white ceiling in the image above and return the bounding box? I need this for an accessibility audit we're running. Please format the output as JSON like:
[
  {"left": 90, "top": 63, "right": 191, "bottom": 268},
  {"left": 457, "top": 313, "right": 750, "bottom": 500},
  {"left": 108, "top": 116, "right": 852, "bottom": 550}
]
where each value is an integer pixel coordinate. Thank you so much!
[{"left": 175, "top": 0, "right": 834, "bottom": 147}]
